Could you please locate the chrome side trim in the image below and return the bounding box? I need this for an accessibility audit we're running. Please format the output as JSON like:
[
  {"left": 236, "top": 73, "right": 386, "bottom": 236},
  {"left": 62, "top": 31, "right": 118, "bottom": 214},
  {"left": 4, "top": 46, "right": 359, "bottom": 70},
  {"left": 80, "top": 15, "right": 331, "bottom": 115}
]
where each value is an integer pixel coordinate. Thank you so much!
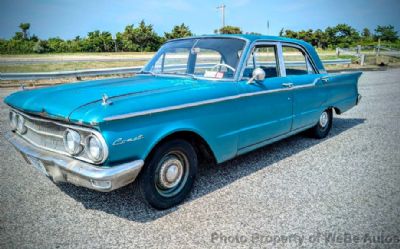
[
  {"left": 104, "top": 81, "right": 318, "bottom": 121},
  {"left": 11, "top": 108, "right": 109, "bottom": 165}
]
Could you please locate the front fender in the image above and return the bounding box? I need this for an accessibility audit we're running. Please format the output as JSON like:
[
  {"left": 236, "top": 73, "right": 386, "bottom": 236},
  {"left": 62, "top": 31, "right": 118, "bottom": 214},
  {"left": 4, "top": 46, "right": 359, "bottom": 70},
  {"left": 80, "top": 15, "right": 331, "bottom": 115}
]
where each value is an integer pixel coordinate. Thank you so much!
[{"left": 99, "top": 111, "right": 237, "bottom": 166}]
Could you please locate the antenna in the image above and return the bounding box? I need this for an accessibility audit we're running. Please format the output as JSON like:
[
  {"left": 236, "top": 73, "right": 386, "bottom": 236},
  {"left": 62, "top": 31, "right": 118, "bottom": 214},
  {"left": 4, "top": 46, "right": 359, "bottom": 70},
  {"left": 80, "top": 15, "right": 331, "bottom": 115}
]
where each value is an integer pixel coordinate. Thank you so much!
[{"left": 216, "top": 4, "right": 226, "bottom": 29}]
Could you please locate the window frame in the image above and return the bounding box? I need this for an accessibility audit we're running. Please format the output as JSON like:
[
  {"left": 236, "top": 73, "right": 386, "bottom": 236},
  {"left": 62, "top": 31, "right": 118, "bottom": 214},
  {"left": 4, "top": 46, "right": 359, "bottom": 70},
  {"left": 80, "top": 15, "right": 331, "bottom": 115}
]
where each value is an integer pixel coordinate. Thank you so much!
[
  {"left": 281, "top": 43, "right": 318, "bottom": 76},
  {"left": 240, "top": 41, "right": 285, "bottom": 80},
  {"left": 239, "top": 41, "right": 320, "bottom": 81}
]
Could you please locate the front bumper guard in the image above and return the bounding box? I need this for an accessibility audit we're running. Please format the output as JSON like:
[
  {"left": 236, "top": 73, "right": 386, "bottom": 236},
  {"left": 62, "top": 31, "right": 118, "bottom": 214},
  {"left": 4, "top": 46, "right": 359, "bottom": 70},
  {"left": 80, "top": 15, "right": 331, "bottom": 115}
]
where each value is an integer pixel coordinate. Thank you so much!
[
  {"left": 5, "top": 132, "right": 144, "bottom": 192},
  {"left": 356, "top": 94, "right": 362, "bottom": 105}
]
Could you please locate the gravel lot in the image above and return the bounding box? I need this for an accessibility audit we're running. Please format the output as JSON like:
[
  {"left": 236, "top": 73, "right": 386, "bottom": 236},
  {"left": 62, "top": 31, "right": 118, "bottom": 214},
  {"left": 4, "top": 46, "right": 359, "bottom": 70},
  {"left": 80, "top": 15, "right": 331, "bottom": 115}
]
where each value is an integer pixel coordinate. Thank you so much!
[{"left": 1, "top": 69, "right": 399, "bottom": 248}]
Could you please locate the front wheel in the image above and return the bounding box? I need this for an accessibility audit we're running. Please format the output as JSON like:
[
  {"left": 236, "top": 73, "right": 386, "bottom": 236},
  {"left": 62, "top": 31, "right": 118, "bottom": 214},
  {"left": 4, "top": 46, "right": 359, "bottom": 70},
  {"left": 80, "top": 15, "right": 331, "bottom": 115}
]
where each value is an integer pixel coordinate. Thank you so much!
[
  {"left": 138, "top": 139, "right": 198, "bottom": 210},
  {"left": 309, "top": 109, "right": 333, "bottom": 139}
]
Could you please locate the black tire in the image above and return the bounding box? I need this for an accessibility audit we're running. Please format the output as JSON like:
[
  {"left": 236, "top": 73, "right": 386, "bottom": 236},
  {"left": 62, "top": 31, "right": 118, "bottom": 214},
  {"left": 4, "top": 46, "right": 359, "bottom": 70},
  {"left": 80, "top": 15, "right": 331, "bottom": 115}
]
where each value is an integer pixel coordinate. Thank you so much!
[
  {"left": 310, "top": 109, "right": 333, "bottom": 139},
  {"left": 138, "top": 139, "right": 198, "bottom": 210}
]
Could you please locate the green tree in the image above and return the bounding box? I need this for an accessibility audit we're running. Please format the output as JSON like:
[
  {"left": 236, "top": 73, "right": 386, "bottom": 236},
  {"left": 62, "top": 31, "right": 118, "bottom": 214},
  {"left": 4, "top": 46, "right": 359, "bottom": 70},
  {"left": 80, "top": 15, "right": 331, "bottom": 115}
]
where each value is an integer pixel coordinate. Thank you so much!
[
  {"left": 217, "top": 25, "right": 242, "bottom": 34},
  {"left": 119, "top": 20, "right": 161, "bottom": 52},
  {"left": 362, "top": 28, "right": 371, "bottom": 38},
  {"left": 297, "top": 29, "right": 314, "bottom": 44},
  {"left": 245, "top": 32, "right": 262, "bottom": 35},
  {"left": 313, "top": 29, "right": 329, "bottom": 49},
  {"left": 12, "top": 32, "right": 24, "bottom": 40},
  {"left": 82, "top": 31, "right": 114, "bottom": 52},
  {"left": 19, "top": 23, "right": 30, "bottom": 40},
  {"left": 282, "top": 29, "right": 298, "bottom": 39},
  {"left": 164, "top": 23, "right": 193, "bottom": 40},
  {"left": 33, "top": 40, "right": 48, "bottom": 53},
  {"left": 134, "top": 20, "right": 161, "bottom": 51},
  {"left": 374, "top": 25, "right": 398, "bottom": 42},
  {"left": 325, "top": 24, "right": 360, "bottom": 48},
  {"left": 47, "top": 37, "right": 68, "bottom": 52}
]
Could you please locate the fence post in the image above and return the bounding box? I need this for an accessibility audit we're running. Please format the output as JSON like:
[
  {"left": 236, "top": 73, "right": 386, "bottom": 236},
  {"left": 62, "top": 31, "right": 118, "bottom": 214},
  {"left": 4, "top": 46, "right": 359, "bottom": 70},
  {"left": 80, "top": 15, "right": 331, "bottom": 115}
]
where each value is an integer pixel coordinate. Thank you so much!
[
  {"left": 336, "top": 47, "right": 340, "bottom": 56},
  {"left": 360, "top": 54, "right": 365, "bottom": 66},
  {"left": 377, "top": 39, "right": 381, "bottom": 56}
]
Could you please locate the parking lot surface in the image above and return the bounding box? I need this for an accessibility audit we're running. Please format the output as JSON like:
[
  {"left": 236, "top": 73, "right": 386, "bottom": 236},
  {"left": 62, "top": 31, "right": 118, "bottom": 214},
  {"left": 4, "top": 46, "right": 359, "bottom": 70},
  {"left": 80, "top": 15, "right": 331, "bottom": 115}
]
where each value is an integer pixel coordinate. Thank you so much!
[{"left": 1, "top": 69, "right": 399, "bottom": 248}]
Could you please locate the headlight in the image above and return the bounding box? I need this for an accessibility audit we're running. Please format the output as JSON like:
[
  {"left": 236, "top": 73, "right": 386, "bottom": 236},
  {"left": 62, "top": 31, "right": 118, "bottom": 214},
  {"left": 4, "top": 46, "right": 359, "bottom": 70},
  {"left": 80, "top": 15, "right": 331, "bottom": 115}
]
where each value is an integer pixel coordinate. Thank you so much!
[
  {"left": 63, "top": 129, "right": 82, "bottom": 155},
  {"left": 16, "top": 115, "right": 27, "bottom": 134},
  {"left": 85, "top": 135, "right": 104, "bottom": 162},
  {"left": 9, "top": 111, "right": 17, "bottom": 131}
]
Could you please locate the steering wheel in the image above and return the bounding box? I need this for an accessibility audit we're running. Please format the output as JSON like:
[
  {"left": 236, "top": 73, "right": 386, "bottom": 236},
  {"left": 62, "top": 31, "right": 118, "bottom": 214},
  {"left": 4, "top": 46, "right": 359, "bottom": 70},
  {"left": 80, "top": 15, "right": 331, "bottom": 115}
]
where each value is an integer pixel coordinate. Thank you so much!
[{"left": 211, "top": 63, "right": 236, "bottom": 72}]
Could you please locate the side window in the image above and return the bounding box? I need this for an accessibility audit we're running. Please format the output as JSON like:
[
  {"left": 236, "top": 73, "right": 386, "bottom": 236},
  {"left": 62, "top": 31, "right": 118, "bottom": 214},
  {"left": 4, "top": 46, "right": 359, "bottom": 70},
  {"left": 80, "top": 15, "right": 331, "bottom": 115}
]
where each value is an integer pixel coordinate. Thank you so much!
[
  {"left": 153, "top": 48, "right": 189, "bottom": 74},
  {"left": 244, "top": 45, "right": 279, "bottom": 78},
  {"left": 282, "top": 46, "right": 315, "bottom": 75},
  {"left": 194, "top": 49, "right": 223, "bottom": 75}
]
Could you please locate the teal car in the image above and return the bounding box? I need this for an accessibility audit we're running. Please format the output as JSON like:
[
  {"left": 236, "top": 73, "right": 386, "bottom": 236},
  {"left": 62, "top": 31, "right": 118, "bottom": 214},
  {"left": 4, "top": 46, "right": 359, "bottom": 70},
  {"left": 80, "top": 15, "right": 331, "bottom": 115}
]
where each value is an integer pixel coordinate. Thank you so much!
[{"left": 4, "top": 35, "right": 362, "bottom": 209}]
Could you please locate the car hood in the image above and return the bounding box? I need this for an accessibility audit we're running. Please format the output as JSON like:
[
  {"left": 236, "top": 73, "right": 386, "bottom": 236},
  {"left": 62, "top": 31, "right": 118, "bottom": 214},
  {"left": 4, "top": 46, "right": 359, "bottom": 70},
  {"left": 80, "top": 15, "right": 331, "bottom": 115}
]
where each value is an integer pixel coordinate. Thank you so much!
[{"left": 4, "top": 75, "right": 196, "bottom": 122}]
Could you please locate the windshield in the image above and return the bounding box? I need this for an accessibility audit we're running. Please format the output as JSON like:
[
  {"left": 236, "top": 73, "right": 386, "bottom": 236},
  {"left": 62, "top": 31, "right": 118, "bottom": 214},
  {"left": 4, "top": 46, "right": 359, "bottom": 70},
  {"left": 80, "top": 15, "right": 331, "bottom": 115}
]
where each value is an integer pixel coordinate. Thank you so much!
[{"left": 142, "top": 38, "right": 246, "bottom": 80}]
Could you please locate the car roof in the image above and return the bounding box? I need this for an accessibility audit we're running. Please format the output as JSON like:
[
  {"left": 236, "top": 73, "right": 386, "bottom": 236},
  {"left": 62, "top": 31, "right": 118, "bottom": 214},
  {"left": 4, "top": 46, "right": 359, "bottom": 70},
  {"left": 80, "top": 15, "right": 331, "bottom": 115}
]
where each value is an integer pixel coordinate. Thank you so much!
[
  {"left": 178, "top": 34, "right": 303, "bottom": 44},
  {"left": 169, "top": 34, "right": 313, "bottom": 50}
]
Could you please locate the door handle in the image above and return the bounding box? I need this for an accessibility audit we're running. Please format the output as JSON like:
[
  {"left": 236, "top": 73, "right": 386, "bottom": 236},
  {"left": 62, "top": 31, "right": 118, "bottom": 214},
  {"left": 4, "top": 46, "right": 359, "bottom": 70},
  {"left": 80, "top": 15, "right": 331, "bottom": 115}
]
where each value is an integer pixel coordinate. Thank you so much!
[
  {"left": 320, "top": 76, "right": 329, "bottom": 83},
  {"left": 282, "top": 83, "right": 294, "bottom": 88}
]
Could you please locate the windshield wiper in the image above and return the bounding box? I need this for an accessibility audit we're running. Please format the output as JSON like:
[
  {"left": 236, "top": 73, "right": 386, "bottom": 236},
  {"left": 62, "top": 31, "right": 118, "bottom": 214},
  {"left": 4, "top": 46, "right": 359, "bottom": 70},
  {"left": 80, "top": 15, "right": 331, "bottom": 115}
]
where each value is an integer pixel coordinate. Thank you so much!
[
  {"left": 138, "top": 70, "right": 155, "bottom": 76},
  {"left": 161, "top": 72, "right": 198, "bottom": 80}
]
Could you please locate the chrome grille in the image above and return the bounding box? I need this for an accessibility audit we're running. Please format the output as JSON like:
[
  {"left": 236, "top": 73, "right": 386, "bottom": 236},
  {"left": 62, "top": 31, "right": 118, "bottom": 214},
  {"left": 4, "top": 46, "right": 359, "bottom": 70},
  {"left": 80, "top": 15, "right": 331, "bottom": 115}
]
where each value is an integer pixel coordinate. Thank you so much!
[{"left": 12, "top": 109, "right": 99, "bottom": 163}]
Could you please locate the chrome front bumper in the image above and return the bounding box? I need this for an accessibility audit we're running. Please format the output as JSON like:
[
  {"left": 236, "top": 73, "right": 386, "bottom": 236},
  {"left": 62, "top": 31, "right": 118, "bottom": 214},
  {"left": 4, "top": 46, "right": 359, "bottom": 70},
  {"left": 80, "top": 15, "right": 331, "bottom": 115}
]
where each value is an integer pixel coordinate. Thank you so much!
[
  {"left": 5, "top": 132, "right": 144, "bottom": 192},
  {"left": 356, "top": 94, "right": 362, "bottom": 105}
]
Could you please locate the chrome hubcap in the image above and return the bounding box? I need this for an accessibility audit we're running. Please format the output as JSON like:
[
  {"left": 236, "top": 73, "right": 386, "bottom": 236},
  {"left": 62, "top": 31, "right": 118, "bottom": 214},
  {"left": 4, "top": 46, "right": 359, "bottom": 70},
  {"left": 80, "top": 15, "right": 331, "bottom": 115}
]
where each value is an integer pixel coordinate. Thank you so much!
[
  {"left": 158, "top": 155, "right": 184, "bottom": 189},
  {"left": 319, "top": 111, "right": 328, "bottom": 127}
]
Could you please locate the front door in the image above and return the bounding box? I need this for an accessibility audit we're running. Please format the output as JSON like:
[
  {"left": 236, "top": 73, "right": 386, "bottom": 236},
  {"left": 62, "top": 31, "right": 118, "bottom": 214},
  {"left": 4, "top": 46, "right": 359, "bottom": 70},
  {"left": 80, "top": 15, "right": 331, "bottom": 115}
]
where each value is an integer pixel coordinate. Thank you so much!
[{"left": 236, "top": 43, "right": 293, "bottom": 149}]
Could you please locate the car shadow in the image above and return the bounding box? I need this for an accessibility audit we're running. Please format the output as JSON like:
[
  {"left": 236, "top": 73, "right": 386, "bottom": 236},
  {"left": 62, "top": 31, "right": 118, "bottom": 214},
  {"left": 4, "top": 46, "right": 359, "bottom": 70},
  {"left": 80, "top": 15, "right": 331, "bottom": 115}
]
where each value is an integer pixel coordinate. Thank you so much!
[{"left": 57, "top": 117, "right": 365, "bottom": 223}]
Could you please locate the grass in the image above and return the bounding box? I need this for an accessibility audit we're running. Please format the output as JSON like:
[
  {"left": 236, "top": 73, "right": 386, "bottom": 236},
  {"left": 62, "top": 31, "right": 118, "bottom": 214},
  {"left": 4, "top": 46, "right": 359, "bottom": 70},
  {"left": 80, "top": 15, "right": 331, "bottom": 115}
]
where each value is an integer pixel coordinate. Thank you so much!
[
  {"left": 0, "top": 61, "right": 146, "bottom": 73},
  {"left": 0, "top": 51, "right": 355, "bottom": 73},
  {"left": 0, "top": 52, "right": 155, "bottom": 58}
]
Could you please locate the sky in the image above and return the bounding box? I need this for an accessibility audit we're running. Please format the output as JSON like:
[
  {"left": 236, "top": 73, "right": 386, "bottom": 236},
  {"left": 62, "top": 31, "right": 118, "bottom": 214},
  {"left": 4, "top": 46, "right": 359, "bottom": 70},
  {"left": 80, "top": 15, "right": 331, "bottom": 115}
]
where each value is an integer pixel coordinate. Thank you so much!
[{"left": 0, "top": 0, "right": 399, "bottom": 39}]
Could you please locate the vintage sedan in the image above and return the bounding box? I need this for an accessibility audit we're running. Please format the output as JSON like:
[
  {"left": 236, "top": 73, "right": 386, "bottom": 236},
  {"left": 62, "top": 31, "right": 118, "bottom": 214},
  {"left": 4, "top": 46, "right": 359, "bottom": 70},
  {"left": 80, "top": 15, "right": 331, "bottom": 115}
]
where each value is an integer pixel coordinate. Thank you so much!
[{"left": 4, "top": 35, "right": 362, "bottom": 209}]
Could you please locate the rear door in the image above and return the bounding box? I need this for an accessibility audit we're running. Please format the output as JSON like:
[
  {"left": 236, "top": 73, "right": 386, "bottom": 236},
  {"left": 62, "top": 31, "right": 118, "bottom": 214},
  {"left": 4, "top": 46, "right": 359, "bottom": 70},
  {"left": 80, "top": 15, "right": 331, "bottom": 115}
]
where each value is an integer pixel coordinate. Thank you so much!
[
  {"left": 281, "top": 44, "right": 327, "bottom": 130},
  {"left": 236, "top": 42, "right": 293, "bottom": 149}
]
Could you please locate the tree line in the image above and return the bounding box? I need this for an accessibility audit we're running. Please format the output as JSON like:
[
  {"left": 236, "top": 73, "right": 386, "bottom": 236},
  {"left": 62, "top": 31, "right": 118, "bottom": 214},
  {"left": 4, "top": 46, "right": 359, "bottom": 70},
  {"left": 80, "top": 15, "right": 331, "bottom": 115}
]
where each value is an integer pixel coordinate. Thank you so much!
[
  {"left": 215, "top": 24, "right": 399, "bottom": 49},
  {"left": 0, "top": 21, "right": 193, "bottom": 54},
  {"left": 0, "top": 21, "right": 398, "bottom": 54},
  {"left": 280, "top": 24, "right": 399, "bottom": 49}
]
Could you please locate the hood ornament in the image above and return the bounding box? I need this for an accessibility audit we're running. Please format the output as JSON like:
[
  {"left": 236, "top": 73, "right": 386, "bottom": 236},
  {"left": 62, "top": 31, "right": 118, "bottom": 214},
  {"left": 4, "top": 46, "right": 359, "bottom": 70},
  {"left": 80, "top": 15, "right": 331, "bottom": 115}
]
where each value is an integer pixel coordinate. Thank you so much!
[
  {"left": 102, "top": 94, "right": 112, "bottom": 106},
  {"left": 20, "top": 82, "right": 25, "bottom": 90}
]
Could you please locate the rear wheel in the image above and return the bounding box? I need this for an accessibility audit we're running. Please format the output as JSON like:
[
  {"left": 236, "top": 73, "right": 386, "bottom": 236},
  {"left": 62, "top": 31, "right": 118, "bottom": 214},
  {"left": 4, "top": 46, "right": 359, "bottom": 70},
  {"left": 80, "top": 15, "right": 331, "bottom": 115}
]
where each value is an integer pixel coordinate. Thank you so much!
[
  {"left": 139, "top": 139, "right": 197, "bottom": 209},
  {"left": 310, "top": 109, "right": 333, "bottom": 139}
]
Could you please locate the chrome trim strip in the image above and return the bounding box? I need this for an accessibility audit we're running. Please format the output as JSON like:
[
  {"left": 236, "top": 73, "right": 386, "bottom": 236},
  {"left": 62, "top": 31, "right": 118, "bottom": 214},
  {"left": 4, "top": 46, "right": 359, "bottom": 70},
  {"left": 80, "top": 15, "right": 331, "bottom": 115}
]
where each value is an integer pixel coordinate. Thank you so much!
[
  {"left": 104, "top": 80, "right": 318, "bottom": 121},
  {"left": 25, "top": 123, "right": 64, "bottom": 139},
  {"left": 11, "top": 108, "right": 109, "bottom": 165}
]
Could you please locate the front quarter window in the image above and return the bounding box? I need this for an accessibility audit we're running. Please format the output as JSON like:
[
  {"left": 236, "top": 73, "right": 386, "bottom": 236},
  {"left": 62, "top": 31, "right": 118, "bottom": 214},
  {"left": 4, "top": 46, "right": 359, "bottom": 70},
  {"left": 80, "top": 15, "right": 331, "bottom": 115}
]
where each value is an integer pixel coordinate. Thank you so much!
[{"left": 142, "top": 38, "right": 246, "bottom": 80}]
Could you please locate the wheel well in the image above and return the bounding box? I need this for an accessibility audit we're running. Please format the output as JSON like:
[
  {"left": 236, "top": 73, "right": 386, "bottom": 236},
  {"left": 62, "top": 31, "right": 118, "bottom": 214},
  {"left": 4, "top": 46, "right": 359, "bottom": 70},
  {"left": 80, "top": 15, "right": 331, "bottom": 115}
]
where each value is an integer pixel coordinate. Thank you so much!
[
  {"left": 146, "top": 131, "right": 217, "bottom": 165},
  {"left": 332, "top": 107, "right": 341, "bottom": 115}
]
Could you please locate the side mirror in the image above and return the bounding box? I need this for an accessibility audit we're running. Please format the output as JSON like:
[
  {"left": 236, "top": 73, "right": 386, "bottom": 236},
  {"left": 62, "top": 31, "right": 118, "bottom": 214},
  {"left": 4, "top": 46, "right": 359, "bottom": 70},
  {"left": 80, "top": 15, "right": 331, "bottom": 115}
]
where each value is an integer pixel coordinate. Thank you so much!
[{"left": 247, "top": 68, "right": 265, "bottom": 84}]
